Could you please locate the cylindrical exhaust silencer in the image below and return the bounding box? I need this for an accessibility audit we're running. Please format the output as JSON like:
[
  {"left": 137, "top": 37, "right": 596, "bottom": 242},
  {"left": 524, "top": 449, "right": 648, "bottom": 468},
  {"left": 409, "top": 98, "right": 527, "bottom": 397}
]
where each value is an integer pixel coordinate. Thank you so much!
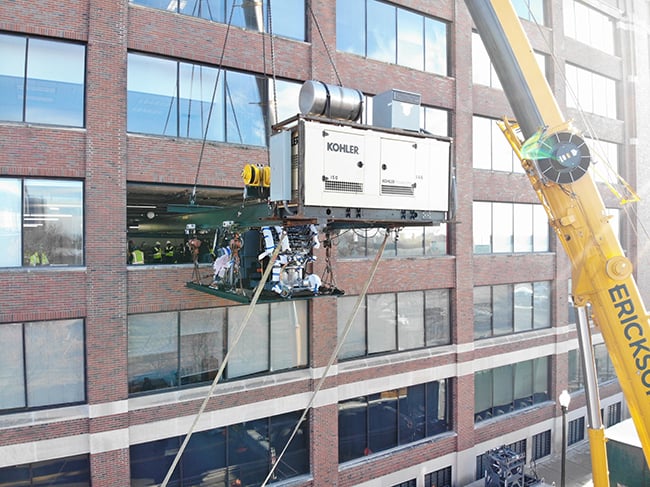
[{"left": 299, "top": 80, "right": 363, "bottom": 121}]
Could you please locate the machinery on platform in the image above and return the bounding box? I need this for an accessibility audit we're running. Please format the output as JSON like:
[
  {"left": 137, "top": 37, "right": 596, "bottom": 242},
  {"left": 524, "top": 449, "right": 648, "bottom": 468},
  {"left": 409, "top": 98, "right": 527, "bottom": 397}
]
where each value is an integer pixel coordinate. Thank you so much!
[{"left": 464, "top": 1, "right": 650, "bottom": 486}]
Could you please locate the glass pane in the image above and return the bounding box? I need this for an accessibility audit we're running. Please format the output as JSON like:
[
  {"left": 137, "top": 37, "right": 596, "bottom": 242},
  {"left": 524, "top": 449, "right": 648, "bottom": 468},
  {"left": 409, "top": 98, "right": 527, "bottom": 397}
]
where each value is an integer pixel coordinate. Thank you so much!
[
  {"left": 25, "top": 319, "right": 85, "bottom": 407},
  {"left": 0, "top": 178, "right": 22, "bottom": 267},
  {"left": 268, "top": 0, "right": 305, "bottom": 41},
  {"left": 424, "top": 17, "right": 447, "bottom": 75},
  {"left": 426, "top": 380, "right": 447, "bottom": 435},
  {"left": 180, "top": 308, "right": 224, "bottom": 385},
  {"left": 25, "top": 38, "right": 85, "bottom": 126},
  {"left": 336, "top": 0, "right": 365, "bottom": 55},
  {"left": 425, "top": 223, "right": 447, "bottom": 255},
  {"left": 367, "top": 293, "right": 396, "bottom": 354},
  {"left": 229, "top": 418, "right": 269, "bottom": 486},
  {"left": 473, "top": 201, "right": 492, "bottom": 253},
  {"left": 513, "top": 204, "right": 533, "bottom": 252},
  {"left": 533, "top": 204, "right": 549, "bottom": 251},
  {"left": 425, "top": 289, "right": 450, "bottom": 346},
  {"left": 368, "top": 392, "right": 398, "bottom": 452},
  {"left": 0, "top": 323, "right": 25, "bottom": 409},
  {"left": 492, "top": 203, "right": 513, "bottom": 252},
  {"left": 397, "top": 9, "right": 423, "bottom": 70},
  {"left": 271, "top": 78, "right": 301, "bottom": 126},
  {"left": 178, "top": 62, "right": 224, "bottom": 141},
  {"left": 227, "top": 304, "right": 269, "bottom": 378},
  {"left": 492, "top": 121, "right": 514, "bottom": 172},
  {"left": 0, "top": 34, "right": 26, "bottom": 122},
  {"left": 514, "top": 282, "right": 533, "bottom": 332},
  {"left": 23, "top": 179, "right": 84, "bottom": 266},
  {"left": 225, "top": 71, "right": 266, "bottom": 146},
  {"left": 472, "top": 116, "right": 492, "bottom": 169},
  {"left": 474, "top": 370, "right": 492, "bottom": 420},
  {"left": 183, "top": 428, "right": 227, "bottom": 486},
  {"left": 493, "top": 365, "right": 513, "bottom": 416},
  {"left": 399, "top": 384, "right": 425, "bottom": 443},
  {"left": 180, "top": 0, "right": 225, "bottom": 21},
  {"left": 492, "top": 285, "right": 513, "bottom": 335},
  {"left": 128, "top": 312, "right": 179, "bottom": 393},
  {"left": 336, "top": 228, "right": 367, "bottom": 258},
  {"left": 514, "top": 361, "right": 533, "bottom": 408},
  {"left": 533, "top": 357, "right": 549, "bottom": 402},
  {"left": 337, "top": 295, "right": 367, "bottom": 359},
  {"left": 474, "top": 286, "right": 492, "bottom": 339},
  {"left": 472, "top": 33, "right": 491, "bottom": 86},
  {"left": 397, "top": 291, "right": 424, "bottom": 350},
  {"left": 339, "top": 398, "right": 367, "bottom": 462},
  {"left": 270, "top": 301, "right": 308, "bottom": 370},
  {"left": 396, "top": 226, "right": 423, "bottom": 257},
  {"left": 270, "top": 412, "right": 310, "bottom": 478},
  {"left": 130, "top": 437, "right": 181, "bottom": 486},
  {"left": 367, "top": 0, "right": 396, "bottom": 64},
  {"left": 422, "top": 106, "right": 449, "bottom": 137},
  {"left": 533, "top": 281, "right": 551, "bottom": 329},
  {"left": 127, "top": 53, "right": 178, "bottom": 136}
]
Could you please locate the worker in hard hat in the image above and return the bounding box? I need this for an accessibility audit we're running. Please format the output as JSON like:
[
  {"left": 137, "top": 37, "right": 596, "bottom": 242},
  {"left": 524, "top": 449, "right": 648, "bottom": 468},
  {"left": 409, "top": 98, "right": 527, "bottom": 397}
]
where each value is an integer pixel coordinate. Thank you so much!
[
  {"left": 163, "top": 240, "right": 175, "bottom": 263},
  {"left": 152, "top": 241, "right": 162, "bottom": 264}
]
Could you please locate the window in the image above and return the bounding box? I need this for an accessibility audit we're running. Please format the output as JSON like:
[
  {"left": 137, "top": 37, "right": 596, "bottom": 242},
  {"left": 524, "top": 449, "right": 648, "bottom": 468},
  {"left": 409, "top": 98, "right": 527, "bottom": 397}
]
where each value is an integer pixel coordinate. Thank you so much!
[
  {"left": 336, "top": 226, "right": 448, "bottom": 258},
  {"left": 425, "top": 466, "right": 452, "bottom": 487},
  {"left": 0, "top": 34, "right": 85, "bottom": 126},
  {"left": 0, "top": 455, "right": 90, "bottom": 486},
  {"left": 564, "top": 0, "right": 615, "bottom": 55},
  {"left": 475, "top": 440, "right": 526, "bottom": 481},
  {"left": 130, "top": 0, "right": 306, "bottom": 41},
  {"left": 607, "top": 402, "right": 621, "bottom": 427},
  {"left": 472, "top": 33, "right": 547, "bottom": 90},
  {"left": 336, "top": 0, "right": 448, "bottom": 76},
  {"left": 130, "top": 411, "right": 309, "bottom": 485},
  {"left": 474, "top": 357, "right": 550, "bottom": 422},
  {"left": 472, "top": 116, "right": 522, "bottom": 173},
  {"left": 338, "top": 380, "right": 451, "bottom": 463},
  {"left": 587, "top": 138, "right": 620, "bottom": 185},
  {"left": 337, "top": 289, "right": 451, "bottom": 360},
  {"left": 568, "top": 416, "right": 585, "bottom": 445},
  {"left": 473, "top": 202, "right": 549, "bottom": 253},
  {"left": 128, "top": 53, "right": 301, "bottom": 145},
  {"left": 474, "top": 281, "right": 551, "bottom": 339},
  {"left": 532, "top": 430, "right": 551, "bottom": 460},
  {"left": 0, "top": 178, "right": 84, "bottom": 268},
  {"left": 128, "top": 301, "right": 307, "bottom": 394},
  {"left": 512, "top": 0, "right": 545, "bottom": 23},
  {"left": 0, "top": 319, "right": 85, "bottom": 411},
  {"left": 565, "top": 64, "right": 617, "bottom": 119},
  {"left": 392, "top": 480, "right": 416, "bottom": 487},
  {"left": 594, "top": 343, "right": 617, "bottom": 383}
]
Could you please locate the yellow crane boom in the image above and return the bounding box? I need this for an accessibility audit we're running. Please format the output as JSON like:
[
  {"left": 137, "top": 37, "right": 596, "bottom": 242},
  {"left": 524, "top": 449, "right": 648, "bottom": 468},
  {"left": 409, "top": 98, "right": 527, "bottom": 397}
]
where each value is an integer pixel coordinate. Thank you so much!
[{"left": 464, "top": 1, "right": 650, "bottom": 485}]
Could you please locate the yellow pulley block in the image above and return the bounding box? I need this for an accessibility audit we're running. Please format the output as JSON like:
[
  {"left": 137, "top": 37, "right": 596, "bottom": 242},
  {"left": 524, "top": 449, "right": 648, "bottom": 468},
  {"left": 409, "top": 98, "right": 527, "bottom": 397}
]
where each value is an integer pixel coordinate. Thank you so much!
[{"left": 242, "top": 164, "right": 270, "bottom": 187}]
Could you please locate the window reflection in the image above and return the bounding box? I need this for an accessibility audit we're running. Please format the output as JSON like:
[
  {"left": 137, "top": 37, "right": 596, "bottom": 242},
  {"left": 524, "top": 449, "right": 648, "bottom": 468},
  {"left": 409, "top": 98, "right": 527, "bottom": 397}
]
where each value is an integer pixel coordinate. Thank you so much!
[
  {"left": 566, "top": 64, "right": 618, "bottom": 119},
  {"left": 0, "top": 34, "right": 85, "bottom": 126}
]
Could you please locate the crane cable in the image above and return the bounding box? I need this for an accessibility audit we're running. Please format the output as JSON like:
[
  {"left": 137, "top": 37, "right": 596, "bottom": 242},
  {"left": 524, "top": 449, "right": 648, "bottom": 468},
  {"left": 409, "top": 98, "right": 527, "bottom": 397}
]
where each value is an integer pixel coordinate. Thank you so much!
[
  {"left": 260, "top": 229, "right": 391, "bottom": 487},
  {"left": 160, "top": 231, "right": 286, "bottom": 487}
]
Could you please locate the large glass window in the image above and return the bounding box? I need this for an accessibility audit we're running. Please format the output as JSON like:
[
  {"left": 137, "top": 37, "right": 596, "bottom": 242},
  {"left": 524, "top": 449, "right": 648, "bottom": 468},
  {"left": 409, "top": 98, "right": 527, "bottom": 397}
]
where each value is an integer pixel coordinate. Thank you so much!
[
  {"left": 564, "top": 0, "right": 615, "bottom": 55},
  {"left": 512, "top": 0, "right": 545, "bottom": 23},
  {"left": 0, "top": 455, "right": 90, "bottom": 486},
  {"left": 474, "top": 281, "right": 551, "bottom": 339},
  {"left": 338, "top": 289, "right": 451, "bottom": 360},
  {"left": 587, "top": 138, "right": 620, "bottom": 185},
  {"left": 0, "top": 34, "right": 85, "bottom": 126},
  {"left": 474, "top": 357, "right": 550, "bottom": 422},
  {"left": 473, "top": 202, "right": 549, "bottom": 254},
  {"left": 336, "top": 0, "right": 448, "bottom": 76},
  {"left": 130, "top": 411, "right": 309, "bottom": 486},
  {"left": 130, "top": 0, "right": 306, "bottom": 41},
  {"left": 472, "top": 115, "right": 522, "bottom": 173},
  {"left": 0, "top": 178, "right": 84, "bottom": 268},
  {"left": 336, "top": 225, "right": 448, "bottom": 258},
  {"left": 566, "top": 64, "right": 617, "bottom": 119},
  {"left": 0, "top": 319, "right": 85, "bottom": 411},
  {"left": 128, "top": 301, "right": 308, "bottom": 394},
  {"left": 128, "top": 53, "right": 301, "bottom": 145},
  {"left": 338, "top": 380, "right": 451, "bottom": 462}
]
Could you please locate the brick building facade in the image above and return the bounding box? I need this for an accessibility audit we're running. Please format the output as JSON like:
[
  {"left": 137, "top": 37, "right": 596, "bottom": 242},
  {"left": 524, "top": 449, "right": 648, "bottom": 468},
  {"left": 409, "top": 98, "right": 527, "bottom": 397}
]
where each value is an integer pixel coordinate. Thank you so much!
[{"left": 1, "top": 0, "right": 648, "bottom": 485}]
